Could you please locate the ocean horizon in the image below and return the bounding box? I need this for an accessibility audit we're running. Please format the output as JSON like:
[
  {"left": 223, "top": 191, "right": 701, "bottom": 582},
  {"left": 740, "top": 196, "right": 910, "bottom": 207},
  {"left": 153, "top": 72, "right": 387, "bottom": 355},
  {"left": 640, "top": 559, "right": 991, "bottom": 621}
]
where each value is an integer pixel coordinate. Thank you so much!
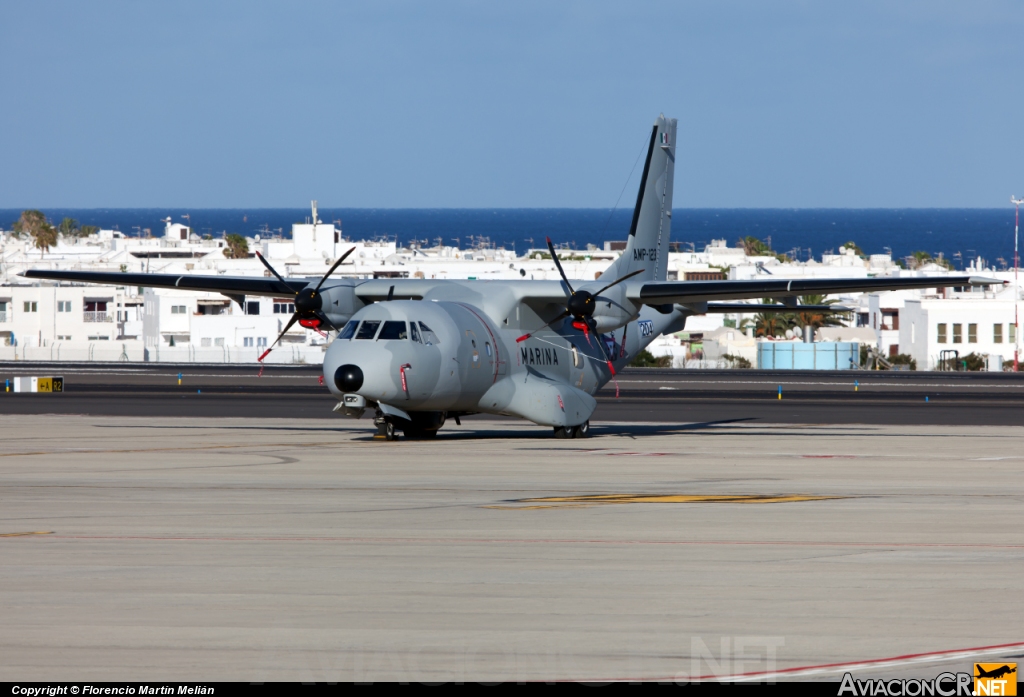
[{"left": 2, "top": 207, "right": 1018, "bottom": 271}]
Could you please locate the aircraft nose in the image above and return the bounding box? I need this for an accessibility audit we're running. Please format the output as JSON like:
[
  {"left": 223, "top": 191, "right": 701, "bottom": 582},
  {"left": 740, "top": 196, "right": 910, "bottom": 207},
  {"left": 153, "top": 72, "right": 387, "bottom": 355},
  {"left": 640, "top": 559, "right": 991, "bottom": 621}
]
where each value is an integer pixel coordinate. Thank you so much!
[{"left": 334, "top": 364, "right": 364, "bottom": 393}]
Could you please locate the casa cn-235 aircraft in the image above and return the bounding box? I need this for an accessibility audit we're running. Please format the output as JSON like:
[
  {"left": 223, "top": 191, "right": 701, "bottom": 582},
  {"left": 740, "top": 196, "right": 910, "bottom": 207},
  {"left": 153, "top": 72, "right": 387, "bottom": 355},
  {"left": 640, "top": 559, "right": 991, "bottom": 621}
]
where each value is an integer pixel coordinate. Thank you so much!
[{"left": 24, "top": 115, "right": 1001, "bottom": 440}]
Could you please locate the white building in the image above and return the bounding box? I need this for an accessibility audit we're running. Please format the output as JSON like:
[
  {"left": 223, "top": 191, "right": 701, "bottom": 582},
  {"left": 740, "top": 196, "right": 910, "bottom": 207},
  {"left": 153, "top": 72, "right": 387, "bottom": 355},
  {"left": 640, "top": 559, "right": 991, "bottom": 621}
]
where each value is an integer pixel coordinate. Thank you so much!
[{"left": 900, "top": 296, "right": 1017, "bottom": 370}]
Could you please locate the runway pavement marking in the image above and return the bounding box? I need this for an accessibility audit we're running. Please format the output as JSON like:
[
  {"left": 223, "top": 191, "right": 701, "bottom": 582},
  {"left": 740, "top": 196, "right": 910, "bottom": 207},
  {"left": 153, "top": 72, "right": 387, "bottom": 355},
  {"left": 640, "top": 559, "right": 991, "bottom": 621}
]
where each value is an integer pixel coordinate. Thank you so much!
[
  {"left": 0, "top": 441, "right": 372, "bottom": 458},
  {"left": 0, "top": 531, "right": 54, "bottom": 538},
  {"left": 45, "top": 535, "right": 1024, "bottom": 549},
  {"left": 486, "top": 493, "right": 846, "bottom": 509},
  {"left": 638, "top": 639, "right": 1024, "bottom": 683}
]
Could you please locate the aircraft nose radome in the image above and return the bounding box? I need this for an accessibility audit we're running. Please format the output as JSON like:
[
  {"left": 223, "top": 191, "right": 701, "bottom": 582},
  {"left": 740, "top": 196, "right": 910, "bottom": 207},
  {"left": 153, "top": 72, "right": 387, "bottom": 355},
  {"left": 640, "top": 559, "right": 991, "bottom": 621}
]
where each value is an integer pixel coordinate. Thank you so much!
[{"left": 335, "top": 365, "right": 363, "bottom": 393}]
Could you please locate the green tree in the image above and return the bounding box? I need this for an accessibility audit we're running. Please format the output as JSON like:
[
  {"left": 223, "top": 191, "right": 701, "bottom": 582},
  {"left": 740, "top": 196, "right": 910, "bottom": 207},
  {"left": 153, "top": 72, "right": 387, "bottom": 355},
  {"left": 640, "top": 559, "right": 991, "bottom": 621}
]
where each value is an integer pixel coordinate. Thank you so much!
[
  {"left": 793, "top": 294, "right": 849, "bottom": 330},
  {"left": 889, "top": 354, "right": 917, "bottom": 370},
  {"left": 12, "top": 209, "right": 57, "bottom": 254},
  {"left": 737, "top": 236, "right": 773, "bottom": 256},
  {"left": 629, "top": 349, "right": 672, "bottom": 368},
  {"left": 741, "top": 299, "right": 795, "bottom": 338},
  {"left": 841, "top": 241, "right": 866, "bottom": 258},
  {"left": 79, "top": 225, "right": 99, "bottom": 237},
  {"left": 58, "top": 217, "right": 78, "bottom": 237},
  {"left": 223, "top": 233, "right": 249, "bottom": 259}
]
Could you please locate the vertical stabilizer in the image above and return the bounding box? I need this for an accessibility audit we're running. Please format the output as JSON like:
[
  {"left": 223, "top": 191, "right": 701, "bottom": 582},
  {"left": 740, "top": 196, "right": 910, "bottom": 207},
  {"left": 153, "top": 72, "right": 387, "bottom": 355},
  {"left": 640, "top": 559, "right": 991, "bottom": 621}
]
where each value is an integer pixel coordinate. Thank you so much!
[{"left": 599, "top": 114, "right": 676, "bottom": 283}]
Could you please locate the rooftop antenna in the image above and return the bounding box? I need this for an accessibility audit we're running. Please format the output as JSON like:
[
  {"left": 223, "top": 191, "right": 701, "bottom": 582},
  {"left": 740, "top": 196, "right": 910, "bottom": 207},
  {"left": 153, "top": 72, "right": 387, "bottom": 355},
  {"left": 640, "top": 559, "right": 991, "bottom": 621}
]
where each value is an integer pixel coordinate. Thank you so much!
[{"left": 1012, "top": 196, "right": 1023, "bottom": 371}]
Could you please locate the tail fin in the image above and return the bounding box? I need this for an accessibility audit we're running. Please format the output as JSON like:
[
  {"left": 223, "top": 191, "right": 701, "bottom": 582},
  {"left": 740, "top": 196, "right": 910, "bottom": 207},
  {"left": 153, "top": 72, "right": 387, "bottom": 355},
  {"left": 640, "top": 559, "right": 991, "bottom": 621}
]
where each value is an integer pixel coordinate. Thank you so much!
[{"left": 599, "top": 114, "right": 677, "bottom": 284}]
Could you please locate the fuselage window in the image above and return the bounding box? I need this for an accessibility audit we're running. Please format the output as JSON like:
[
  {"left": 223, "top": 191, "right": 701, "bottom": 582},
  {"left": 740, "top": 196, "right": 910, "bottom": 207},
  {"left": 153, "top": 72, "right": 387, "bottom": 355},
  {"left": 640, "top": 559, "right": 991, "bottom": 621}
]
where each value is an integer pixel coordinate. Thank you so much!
[
  {"left": 485, "top": 342, "right": 492, "bottom": 357},
  {"left": 339, "top": 320, "right": 359, "bottom": 340},
  {"left": 418, "top": 322, "right": 440, "bottom": 345},
  {"left": 570, "top": 343, "right": 582, "bottom": 368},
  {"left": 355, "top": 320, "right": 381, "bottom": 340},
  {"left": 410, "top": 322, "right": 421, "bottom": 343},
  {"left": 378, "top": 321, "right": 408, "bottom": 340}
]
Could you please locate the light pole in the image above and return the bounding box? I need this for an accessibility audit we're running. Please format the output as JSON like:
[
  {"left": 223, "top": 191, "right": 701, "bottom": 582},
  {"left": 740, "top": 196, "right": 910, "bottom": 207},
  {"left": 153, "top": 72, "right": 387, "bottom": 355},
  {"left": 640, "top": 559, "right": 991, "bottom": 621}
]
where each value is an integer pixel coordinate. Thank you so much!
[{"left": 1013, "top": 197, "right": 1023, "bottom": 371}]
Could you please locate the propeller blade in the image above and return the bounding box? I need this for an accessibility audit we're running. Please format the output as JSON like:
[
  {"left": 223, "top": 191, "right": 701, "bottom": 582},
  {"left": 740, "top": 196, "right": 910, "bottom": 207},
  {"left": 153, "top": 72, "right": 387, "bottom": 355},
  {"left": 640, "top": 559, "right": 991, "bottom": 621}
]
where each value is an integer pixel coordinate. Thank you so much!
[
  {"left": 593, "top": 268, "right": 646, "bottom": 297},
  {"left": 545, "top": 236, "right": 574, "bottom": 296},
  {"left": 313, "top": 246, "right": 356, "bottom": 293},
  {"left": 587, "top": 317, "right": 620, "bottom": 398},
  {"left": 258, "top": 313, "right": 300, "bottom": 363},
  {"left": 516, "top": 310, "right": 569, "bottom": 343},
  {"left": 255, "top": 251, "right": 292, "bottom": 290}
]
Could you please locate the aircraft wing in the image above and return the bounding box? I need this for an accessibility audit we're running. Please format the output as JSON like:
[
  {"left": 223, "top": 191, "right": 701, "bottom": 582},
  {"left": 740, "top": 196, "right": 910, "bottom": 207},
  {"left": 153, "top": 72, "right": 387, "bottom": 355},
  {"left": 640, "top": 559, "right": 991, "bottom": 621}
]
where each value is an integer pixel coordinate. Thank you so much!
[
  {"left": 634, "top": 275, "right": 1002, "bottom": 305},
  {"left": 20, "top": 269, "right": 307, "bottom": 297}
]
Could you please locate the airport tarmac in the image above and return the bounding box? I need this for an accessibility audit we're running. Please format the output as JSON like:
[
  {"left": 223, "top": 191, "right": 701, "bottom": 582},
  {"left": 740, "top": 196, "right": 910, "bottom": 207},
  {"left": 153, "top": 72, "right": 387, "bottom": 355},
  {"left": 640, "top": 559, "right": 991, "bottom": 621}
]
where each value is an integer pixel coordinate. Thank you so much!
[
  {"left": 1, "top": 413, "right": 1021, "bottom": 682},
  {"left": 3, "top": 363, "right": 1024, "bottom": 426}
]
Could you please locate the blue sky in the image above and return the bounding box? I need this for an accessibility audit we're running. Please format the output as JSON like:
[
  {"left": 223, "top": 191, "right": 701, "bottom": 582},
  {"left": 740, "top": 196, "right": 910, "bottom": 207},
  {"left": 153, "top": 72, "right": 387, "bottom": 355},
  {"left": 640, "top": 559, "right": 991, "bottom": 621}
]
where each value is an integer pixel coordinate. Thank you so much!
[{"left": 2, "top": 1, "right": 1022, "bottom": 208}]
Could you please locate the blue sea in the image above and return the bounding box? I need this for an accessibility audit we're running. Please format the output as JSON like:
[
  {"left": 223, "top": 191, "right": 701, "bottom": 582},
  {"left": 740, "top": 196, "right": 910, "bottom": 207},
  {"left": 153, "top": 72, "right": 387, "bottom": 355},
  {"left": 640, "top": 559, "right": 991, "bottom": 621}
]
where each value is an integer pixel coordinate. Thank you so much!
[{"left": 1, "top": 208, "right": 1018, "bottom": 271}]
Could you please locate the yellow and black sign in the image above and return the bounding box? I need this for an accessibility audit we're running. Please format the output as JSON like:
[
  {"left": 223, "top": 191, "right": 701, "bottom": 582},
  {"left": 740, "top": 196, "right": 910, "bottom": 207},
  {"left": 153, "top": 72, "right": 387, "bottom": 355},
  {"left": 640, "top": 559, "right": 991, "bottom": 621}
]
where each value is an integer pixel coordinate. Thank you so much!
[
  {"left": 975, "top": 663, "right": 1017, "bottom": 696},
  {"left": 36, "top": 377, "right": 64, "bottom": 393}
]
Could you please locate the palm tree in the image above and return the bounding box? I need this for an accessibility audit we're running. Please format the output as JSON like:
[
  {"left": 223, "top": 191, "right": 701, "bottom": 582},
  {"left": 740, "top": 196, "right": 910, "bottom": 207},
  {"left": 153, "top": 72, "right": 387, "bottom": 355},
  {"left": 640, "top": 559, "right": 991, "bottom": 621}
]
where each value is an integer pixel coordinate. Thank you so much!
[
  {"left": 223, "top": 233, "right": 249, "bottom": 259},
  {"left": 741, "top": 299, "right": 795, "bottom": 337},
  {"left": 793, "top": 294, "right": 849, "bottom": 330},
  {"left": 57, "top": 217, "right": 78, "bottom": 237}
]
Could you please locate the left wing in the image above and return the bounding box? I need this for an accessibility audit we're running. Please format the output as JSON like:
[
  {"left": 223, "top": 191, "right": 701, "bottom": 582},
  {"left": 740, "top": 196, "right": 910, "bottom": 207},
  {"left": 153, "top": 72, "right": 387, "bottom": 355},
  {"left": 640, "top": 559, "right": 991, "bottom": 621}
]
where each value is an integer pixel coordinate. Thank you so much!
[
  {"left": 20, "top": 269, "right": 307, "bottom": 296},
  {"left": 633, "top": 275, "right": 1002, "bottom": 306}
]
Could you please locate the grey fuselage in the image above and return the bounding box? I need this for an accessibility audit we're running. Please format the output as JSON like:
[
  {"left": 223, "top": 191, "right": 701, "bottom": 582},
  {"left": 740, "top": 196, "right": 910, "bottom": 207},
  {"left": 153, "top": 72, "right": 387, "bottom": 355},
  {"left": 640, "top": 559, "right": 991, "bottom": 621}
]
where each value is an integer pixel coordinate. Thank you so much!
[{"left": 316, "top": 278, "right": 688, "bottom": 427}]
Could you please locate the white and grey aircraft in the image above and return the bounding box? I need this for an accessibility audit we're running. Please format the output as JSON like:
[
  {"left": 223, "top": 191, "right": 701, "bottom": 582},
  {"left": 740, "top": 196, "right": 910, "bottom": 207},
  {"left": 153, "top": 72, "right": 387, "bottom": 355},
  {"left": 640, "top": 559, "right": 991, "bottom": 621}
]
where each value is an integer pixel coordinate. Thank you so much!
[{"left": 23, "top": 115, "right": 1000, "bottom": 439}]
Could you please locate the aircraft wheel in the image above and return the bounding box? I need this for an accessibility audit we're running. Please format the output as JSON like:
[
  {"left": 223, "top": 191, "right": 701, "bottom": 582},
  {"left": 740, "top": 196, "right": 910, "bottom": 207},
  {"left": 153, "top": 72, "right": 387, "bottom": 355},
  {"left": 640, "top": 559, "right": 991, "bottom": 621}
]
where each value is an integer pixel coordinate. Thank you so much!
[
  {"left": 553, "top": 426, "right": 575, "bottom": 439},
  {"left": 574, "top": 421, "right": 591, "bottom": 438},
  {"left": 383, "top": 421, "right": 398, "bottom": 441}
]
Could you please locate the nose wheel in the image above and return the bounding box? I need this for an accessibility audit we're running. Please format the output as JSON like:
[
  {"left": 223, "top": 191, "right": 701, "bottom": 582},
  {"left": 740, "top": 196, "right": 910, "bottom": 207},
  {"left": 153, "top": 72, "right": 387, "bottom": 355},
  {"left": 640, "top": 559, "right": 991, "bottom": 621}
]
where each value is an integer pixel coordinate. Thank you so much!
[
  {"left": 554, "top": 421, "right": 590, "bottom": 439},
  {"left": 374, "top": 418, "right": 398, "bottom": 441}
]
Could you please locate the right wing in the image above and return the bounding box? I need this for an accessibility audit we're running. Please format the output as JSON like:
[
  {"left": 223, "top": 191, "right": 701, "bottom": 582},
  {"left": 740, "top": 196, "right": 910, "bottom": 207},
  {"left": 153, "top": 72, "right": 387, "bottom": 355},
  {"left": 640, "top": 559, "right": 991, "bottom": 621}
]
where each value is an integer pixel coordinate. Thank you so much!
[
  {"left": 20, "top": 269, "right": 308, "bottom": 297},
  {"left": 633, "top": 275, "right": 1002, "bottom": 305}
]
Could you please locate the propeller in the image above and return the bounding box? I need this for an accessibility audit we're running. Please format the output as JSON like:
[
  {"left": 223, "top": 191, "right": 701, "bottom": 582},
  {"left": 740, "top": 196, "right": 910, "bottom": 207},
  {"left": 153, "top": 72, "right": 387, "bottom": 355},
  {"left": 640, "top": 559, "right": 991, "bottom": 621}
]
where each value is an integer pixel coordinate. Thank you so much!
[
  {"left": 256, "top": 247, "right": 355, "bottom": 368},
  {"left": 516, "top": 236, "right": 644, "bottom": 384}
]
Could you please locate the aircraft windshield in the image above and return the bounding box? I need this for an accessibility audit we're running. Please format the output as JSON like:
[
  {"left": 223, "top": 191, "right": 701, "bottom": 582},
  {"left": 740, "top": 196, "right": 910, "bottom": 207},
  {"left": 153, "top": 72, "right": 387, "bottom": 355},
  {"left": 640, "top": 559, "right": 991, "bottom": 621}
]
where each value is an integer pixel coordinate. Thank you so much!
[
  {"left": 378, "top": 321, "right": 408, "bottom": 340},
  {"left": 410, "top": 322, "right": 421, "bottom": 343},
  {"left": 355, "top": 320, "right": 381, "bottom": 340},
  {"left": 418, "top": 322, "right": 439, "bottom": 345},
  {"left": 339, "top": 320, "right": 358, "bottom": 340}
]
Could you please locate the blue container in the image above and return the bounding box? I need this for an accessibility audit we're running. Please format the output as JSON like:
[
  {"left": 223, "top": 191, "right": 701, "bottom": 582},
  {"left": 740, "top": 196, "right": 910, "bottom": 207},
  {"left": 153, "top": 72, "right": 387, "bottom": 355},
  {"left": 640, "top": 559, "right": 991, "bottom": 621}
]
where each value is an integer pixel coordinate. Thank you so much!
[{"left": 758, "top": 342, "right": 858, "bottom": 370}]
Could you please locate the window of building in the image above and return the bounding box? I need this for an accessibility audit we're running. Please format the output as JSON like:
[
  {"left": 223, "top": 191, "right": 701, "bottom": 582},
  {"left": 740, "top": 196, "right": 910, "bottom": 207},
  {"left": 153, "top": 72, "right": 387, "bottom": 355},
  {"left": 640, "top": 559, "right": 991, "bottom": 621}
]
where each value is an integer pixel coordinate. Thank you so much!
[
  {"left": 170, "top": 305, "right": 187, "bottom": 314},
  {"left": 57, "top": 335, "right": 71, "bottom": 341},
  {"left": 994, "top": 324, "right": 1003, "bottom": 344},
  {"left": 273, "top": 301, "right": 295, "bottom": 314},
  {"left": 937, "top": 324, "right": 947, "bottom": 343},
  {"left": 952, "top": 323, "right": 962, "bottom": 344},
  {"left": 201, "top": 338, "right": 212, "bottom": 347},
  {"left": 214, "top": 338, "right": 224, "bottom": 347},
  {"left": 57, "top": 301, "right": 72, "bottom": 312},
  {"left": 1011, "top": 324, "right": 1017, "bottom": 344},
  {"left": 243, "top": 337, "right": 254, "bottom": 347},
  {"left": 246, "top": 301, "right": 260, "bottom": 316},
  {"left": 87, "top": 335, "right": 109, "bottom": 341},
  {"left": 968, "top": 323, "right": 977, "bottom": 343},
  {"left": 24, "top": 301, "right": 38, "bottom": 312},
  {"left": 257, "top": 337, "right": 267, "bottom": 348}
]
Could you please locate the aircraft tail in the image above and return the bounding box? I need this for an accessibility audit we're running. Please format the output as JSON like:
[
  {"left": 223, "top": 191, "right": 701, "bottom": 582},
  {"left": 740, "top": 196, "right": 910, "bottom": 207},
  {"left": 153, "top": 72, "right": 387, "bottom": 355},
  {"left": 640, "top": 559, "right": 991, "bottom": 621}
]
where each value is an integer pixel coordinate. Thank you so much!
[{"left": 599, "top": 114, "right": 677, "bottom": 284}]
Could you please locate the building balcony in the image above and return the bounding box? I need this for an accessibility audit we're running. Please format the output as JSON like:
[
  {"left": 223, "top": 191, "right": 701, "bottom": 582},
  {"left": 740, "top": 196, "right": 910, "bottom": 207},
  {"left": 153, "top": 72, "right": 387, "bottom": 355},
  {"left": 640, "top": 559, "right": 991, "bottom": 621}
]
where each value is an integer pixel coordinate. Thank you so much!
[{"left": 83, "top": 312, "right": 112, "bottom": 323}]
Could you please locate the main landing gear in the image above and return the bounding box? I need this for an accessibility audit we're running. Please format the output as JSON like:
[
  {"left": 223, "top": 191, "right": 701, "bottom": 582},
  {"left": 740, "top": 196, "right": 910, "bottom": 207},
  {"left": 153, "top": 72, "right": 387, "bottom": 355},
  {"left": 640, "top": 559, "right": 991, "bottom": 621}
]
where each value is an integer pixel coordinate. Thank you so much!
[{"left": 553, "top": 420, "right": 590, "bottom": 439}]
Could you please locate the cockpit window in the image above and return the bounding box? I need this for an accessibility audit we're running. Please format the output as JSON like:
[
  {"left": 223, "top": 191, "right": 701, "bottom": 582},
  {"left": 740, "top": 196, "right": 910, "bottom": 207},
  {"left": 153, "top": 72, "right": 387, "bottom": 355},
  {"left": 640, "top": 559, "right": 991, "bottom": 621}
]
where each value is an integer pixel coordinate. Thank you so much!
[
  {"left": 410, "top": 321, "right": 421, "bottom": 343},
  {"left": 418, "top": 322, "right": 440, "bottom": 345},
  {"left": 339, "top": 320, "right": 358, "bottom": 340},
  {"left": 355, "top": 320, "right": 381, "bottom": 340},
  {"left": 378, "top": 321, "right": 408, "bottom": 341}
]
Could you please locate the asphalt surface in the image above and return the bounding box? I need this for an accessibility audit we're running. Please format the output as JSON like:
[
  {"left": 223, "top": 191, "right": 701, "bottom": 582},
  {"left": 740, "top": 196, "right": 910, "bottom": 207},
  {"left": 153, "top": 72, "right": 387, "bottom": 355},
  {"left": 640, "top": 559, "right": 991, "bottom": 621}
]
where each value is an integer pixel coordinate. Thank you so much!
[
  {"left": 2, "top": 415, "right": 1021, "bottom": 682},
  {"left": 2, "top": 362, "right": 1024, "bottom": 427}
]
